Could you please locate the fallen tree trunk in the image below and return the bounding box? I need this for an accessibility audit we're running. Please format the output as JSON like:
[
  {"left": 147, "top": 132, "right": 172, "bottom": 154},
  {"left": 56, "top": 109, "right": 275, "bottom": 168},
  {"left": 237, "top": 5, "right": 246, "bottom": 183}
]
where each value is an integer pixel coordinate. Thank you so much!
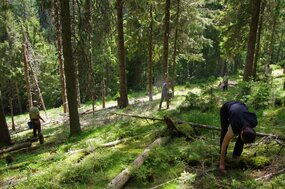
[
  {"left": 107, "top": 136, "right": 170, "bottom": 189},
  {"left": 0, "top": 142, "right": 32, "bottom": 155},
  {"left": 114, "top": 113, "right": 285, "bottom": 141}
]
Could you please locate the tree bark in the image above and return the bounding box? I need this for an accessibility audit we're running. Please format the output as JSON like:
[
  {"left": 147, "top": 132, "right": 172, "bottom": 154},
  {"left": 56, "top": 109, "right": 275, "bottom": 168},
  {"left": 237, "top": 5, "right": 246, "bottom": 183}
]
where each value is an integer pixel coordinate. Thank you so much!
[
  {"left": 71, "top": 0, "right": 81, "bottom": 108},
  {"left": 102, "top": 79, "right": 106, "bottom": 108},
  {"left": 267, "top": 0, "right": 280, "bottom": 66},
  {"left": 9, "top": 98, "right": 15, "bottom": 131},
  {"left": 107, "top": 137, "right": 170, "bottom": 189},
  {"left": 162, "top": 0, "right": 171, "bottom": 80},
  {"left": 60, "top": 0, "right": 81, "bottom": 136},
  {"left": 243, "top": 0, "right": 261, "bottom": 81},
  {"left": 147, "top": 4, "right": 153, "bottom": 101},
  {"left": 252, "top": 0, "right": 265, "bottom": 79},
  {"left": 27, "top": 58, "right": 47, "bottom": 116},
  {"left": 15, "top": 82, "right": 22, "bottom": 114},
  {"left": 54, "top": 0, "right": 68, "bottom": 113},
  {"left": 171, "top": 0, "right": 180, "bottom": 96},
  {"left": 22, "top": 43, "right": 32, "bottom": 110},
  {"left": 116, "top": 0, "right": 128, "bottom": 108},
  {"left": 0, "top": 92, "right": 11, "bottom": 146}
]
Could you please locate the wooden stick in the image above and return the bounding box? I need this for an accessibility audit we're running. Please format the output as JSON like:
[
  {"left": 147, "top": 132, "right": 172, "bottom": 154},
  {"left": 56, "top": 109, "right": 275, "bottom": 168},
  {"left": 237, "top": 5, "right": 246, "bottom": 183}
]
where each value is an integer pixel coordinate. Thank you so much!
[
  {"left": 149, "top": 178, "right": 179, "bottom": 189},
  {"left": 107, "top": 137, "right": 170, "bottom": 189},
  {"left": 255, "top": 168, "right": 285, "bottom": 181}
]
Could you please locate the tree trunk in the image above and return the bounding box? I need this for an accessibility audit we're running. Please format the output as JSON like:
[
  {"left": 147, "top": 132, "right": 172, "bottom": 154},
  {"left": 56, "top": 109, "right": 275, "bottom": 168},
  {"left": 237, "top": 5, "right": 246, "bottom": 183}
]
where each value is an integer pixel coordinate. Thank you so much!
[
  {"left": 27, "top": 59, "right": 47, "bottom": 116},
  {"left": 15, "top": 82, "right": 23, "bottom": 114},
  {"left": 102, "top": 80, "right": 106, "bottom": 108},
  {"left": 107, "top": 137, "right": 170, "bottom": 189},
  {"left": 9, "top": 98, "right": 15, "bottom": 131},
  {"left": 54, "top": 0, "right": 68, "bottom": 113},
  {"left": 221, "top": 60, "right": 228, "bottom": 76},
  {"left": 147, "top": 4, "right": 153, "bottom": 101},
  {"left": 60, "top": 0, "right": 81, "bottom": 136},
  {"left": 275, "top": 32, "right": 283, "bottom": 64},
  {"left": 22, "top": 43, "right": 32, "bottom": 110},
  {"left": 252, "top": 0, "right": 265, "bottom": 80},
  {"left": 267, "top": 0, "right": 280, "bottom": 66},
  {"left": 116, "top": 0, "right": 128, "bottom": 108},
  {"left": 162, "top": 0, "right": 170, "bottom": 80},
  {"left": 243, "top": 0, "right": 261, "bottom": 81},
  {"left": 0, "top": 142, "right": 31, "bottom": 155},
  {"left": 0, "top": 92, "right": 11, "bottom": 146},
  {"left": 171, "top": 0, "right": 180, "bottom": 97},
  {"left": 71, "top": 0, "right": 81, "bottom": 108}
]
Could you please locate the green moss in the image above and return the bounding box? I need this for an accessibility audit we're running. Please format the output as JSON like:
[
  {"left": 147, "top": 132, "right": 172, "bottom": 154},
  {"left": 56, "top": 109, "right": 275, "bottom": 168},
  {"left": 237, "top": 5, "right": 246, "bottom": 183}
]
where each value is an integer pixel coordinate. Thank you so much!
[{"left": 248, "top": 156, "right": 272, "bottom": 169}]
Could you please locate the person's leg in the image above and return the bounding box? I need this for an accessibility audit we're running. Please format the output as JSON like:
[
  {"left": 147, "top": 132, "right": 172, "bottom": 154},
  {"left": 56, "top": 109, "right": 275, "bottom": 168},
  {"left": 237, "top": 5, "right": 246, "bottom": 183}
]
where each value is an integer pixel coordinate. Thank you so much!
[
  {"left": 32, "top": 120, "right": 37, "bottom": 138},
  {"left": 220, "top": 105, "right": 229, "bottom": 153},
  {"left": 166, "top": 96, "right": 170, "bottom": 109},
  {"left": 233, "top": 135, "right": 244, "bottom": 157},
  {"left": 159, "top": 95, "right": 164, "bottom": 109}
]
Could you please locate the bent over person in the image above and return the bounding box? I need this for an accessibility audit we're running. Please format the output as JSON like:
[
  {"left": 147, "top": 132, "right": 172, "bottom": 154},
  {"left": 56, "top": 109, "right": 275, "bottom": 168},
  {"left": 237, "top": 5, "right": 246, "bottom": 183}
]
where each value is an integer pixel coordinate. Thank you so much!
[
  {"left": 30, "top": 100, "right": 45, "bottom": 144},
  {"left": 219, "top": 101, "right": 257, "bottom": 173}
]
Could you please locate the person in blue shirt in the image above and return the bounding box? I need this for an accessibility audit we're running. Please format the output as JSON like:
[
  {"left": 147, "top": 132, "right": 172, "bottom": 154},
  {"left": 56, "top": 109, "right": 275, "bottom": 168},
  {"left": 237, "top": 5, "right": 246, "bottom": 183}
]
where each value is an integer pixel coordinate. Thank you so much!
[{"left": 219, "top": 101, "right": 257, "bottom": 173}]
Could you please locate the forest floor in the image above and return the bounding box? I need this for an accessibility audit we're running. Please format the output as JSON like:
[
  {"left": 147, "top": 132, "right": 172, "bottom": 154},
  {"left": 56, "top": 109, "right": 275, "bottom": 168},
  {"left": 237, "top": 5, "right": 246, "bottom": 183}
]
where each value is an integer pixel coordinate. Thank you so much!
[{"left": 1, "top": 70, "right": 285, "bottom": 189}]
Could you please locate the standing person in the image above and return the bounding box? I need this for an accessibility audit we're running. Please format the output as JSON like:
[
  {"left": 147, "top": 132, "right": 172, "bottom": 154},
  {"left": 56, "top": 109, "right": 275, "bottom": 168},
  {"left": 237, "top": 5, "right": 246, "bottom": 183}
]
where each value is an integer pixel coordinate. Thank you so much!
[
  {"left": 222, "top": 74, "right": 228, "bottom": 91},
  {"left": 159, "top": 80, "right": 171, "bottom": 109},
  {"left": 219, "top": 101, "right": 257, "bottom": 173},
  {"left": 29, "top": 100, "right": 45, "bottom": 144}
]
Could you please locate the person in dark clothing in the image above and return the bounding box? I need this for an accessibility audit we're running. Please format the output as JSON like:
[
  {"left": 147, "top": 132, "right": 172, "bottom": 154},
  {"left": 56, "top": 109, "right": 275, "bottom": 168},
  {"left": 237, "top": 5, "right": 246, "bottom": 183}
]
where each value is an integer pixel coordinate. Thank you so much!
[
  {"left": 159, "top": 81, "right": 171, "bottom": 109},
  {"left": 222, "top": 74, "right": 228, "bottom": 91},
  {"left": 29, "top": 101, "right": 45, "bottom": 144},
  {"left": 219, "top": 101, "right": 257, "bottom": 173}
]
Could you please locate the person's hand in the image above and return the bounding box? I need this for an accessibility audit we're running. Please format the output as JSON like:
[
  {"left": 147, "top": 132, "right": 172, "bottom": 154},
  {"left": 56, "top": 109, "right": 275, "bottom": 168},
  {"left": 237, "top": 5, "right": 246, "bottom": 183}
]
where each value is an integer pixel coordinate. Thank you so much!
[{"left": 219, "top": 164, "right": 226, "bottom": 174}]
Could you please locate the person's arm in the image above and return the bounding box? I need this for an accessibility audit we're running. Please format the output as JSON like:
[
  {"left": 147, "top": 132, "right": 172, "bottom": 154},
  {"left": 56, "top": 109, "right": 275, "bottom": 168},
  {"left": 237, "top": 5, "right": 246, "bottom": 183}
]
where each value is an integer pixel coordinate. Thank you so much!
[
  {"left": 39, "top": 115, "right": 45, "bottom": 122},
  {"left": 219, "top": 131, "right": 234, "bottom": 173}
]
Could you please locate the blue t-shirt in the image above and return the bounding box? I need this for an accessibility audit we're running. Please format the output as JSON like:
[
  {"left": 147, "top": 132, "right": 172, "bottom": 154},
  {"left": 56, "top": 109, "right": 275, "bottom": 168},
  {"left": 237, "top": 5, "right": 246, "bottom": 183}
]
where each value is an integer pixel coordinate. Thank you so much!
[{"left": 224, "top": 101, "right": 257, "bottom": 134}]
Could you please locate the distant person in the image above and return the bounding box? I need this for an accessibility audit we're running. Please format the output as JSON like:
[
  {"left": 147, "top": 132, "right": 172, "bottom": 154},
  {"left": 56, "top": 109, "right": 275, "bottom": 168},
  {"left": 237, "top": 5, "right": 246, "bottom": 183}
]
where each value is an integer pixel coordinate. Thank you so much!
[
  {"left": 29, "top": 100, "right": 45, "bottom": 144},
  {"left": 222, "top": 74, "right": 228, "bottom": 91},
  {"left": 219, "top": 101, "right": 257, "bottom": 173},
  {"left": 265, "top": 64, "right": 272, "bottom": 78},
  {"left": 159, "top": 81, "right": 171, "bottom": 109}
]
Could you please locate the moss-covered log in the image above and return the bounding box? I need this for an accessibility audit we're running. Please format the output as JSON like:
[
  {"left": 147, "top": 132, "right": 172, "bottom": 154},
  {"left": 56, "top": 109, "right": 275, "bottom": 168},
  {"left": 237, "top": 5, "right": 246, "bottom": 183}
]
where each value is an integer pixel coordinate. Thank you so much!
[{"left": 107, "top": 136, "right": 170, "bottom": 189}]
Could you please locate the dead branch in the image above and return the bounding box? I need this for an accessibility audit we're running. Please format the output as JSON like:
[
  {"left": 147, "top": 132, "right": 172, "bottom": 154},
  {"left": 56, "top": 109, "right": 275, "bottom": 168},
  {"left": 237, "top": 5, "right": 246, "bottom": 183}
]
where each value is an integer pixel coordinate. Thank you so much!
[
  {"left": 68, "top": 138, "right": 130, "bottom": 155},
  {"left": 149, "top": 178, "right": 179, "bottom": 189},
  {"left": 107, "top": 136, "right": 170, "bottom": 189},
  {"left": 114, "top": 112, "right": 163, "bottom": 121},
  {"left": 255, "top": 168, "right": 285, "bottom": 181}
]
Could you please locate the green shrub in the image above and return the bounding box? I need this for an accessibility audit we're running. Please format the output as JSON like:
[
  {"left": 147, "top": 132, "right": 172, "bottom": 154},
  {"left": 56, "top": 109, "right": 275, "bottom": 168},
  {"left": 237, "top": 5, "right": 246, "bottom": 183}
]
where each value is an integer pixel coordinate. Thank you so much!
[{"left": 248, "top": 82, "right": 272, "bottom": 109}]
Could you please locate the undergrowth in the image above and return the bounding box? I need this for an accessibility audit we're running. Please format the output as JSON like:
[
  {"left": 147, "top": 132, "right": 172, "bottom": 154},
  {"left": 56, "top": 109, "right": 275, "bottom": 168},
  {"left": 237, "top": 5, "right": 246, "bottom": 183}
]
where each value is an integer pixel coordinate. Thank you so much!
[{"left": 1, "top": 70, "right": 285, "bottom": 188}]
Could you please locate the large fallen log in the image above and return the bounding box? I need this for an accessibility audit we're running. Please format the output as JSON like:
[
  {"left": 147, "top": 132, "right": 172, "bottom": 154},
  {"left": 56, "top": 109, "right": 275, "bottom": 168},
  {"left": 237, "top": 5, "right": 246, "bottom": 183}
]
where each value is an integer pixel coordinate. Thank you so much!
[
  {"left": 114, "top": 113, "right": 285, "bottom": 141},
  {"left": 107, "top": 136, "right": 170, "bottom": 189},
  {"left": 0, "top": 142, "right": 32, "bottom": 155}
]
